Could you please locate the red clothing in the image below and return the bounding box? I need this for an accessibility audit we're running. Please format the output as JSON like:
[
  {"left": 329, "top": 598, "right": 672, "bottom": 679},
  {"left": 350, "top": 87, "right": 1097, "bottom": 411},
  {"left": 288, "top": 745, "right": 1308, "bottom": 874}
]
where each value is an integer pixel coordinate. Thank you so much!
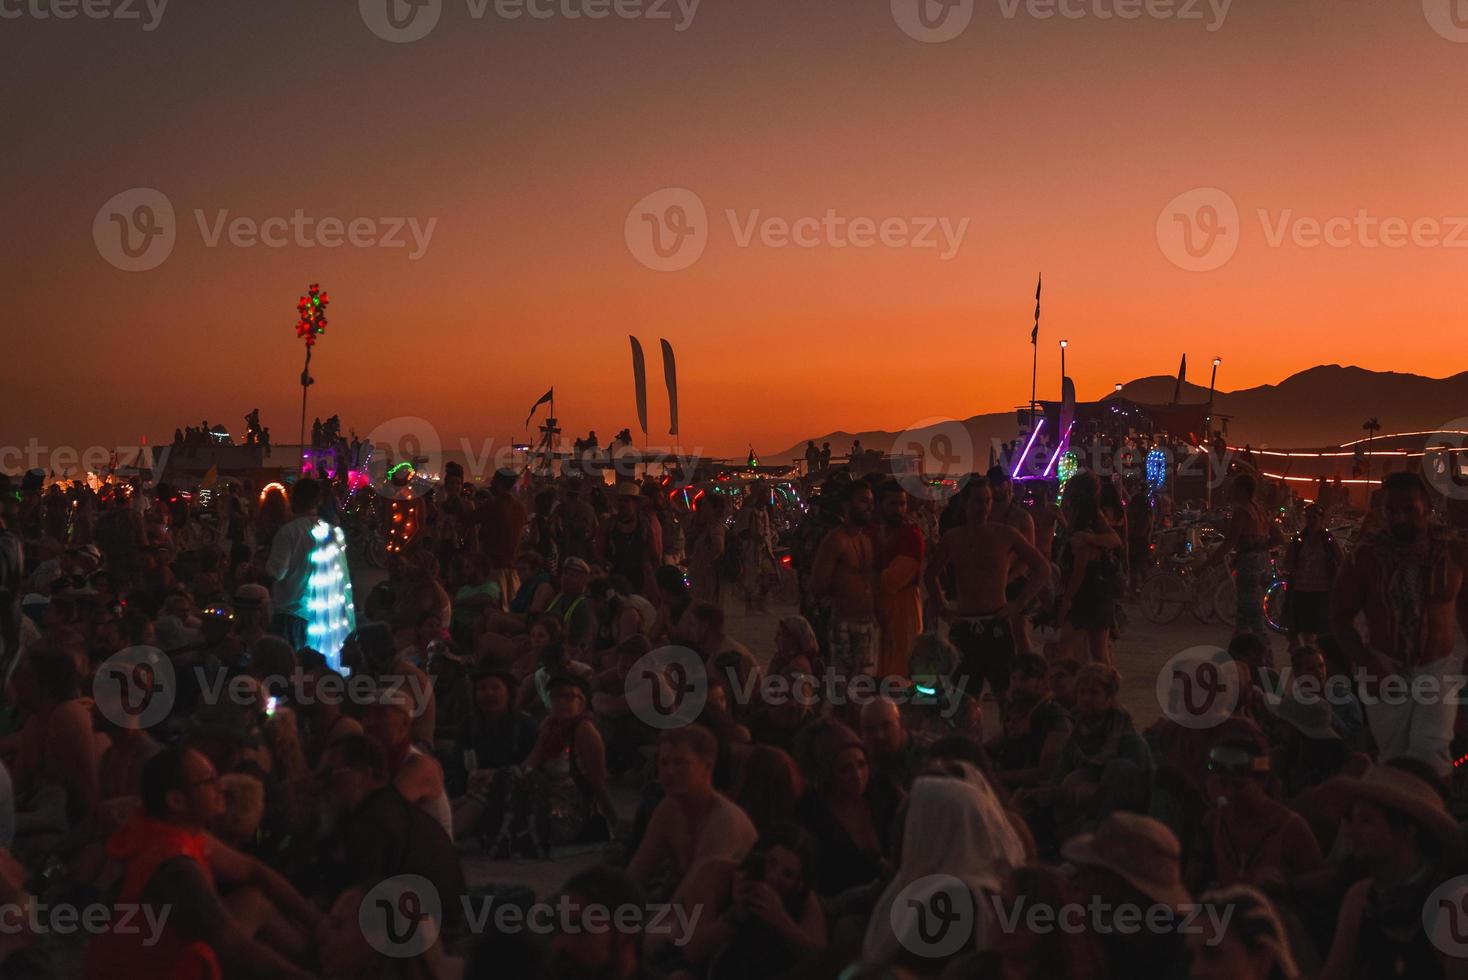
[
  {"left": 84, "top": 815, "right": 221, "bottom": 980},
  {"left": 478, "top": 493, "right": 529, "bottom": 568}
]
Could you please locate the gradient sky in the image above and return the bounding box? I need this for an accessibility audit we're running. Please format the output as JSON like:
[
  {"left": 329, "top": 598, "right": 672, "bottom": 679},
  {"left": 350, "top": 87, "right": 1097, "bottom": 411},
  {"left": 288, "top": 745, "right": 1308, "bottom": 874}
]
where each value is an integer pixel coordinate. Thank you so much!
[{"left": 5, "top": 0, "right": 1468, "bottom": 461}]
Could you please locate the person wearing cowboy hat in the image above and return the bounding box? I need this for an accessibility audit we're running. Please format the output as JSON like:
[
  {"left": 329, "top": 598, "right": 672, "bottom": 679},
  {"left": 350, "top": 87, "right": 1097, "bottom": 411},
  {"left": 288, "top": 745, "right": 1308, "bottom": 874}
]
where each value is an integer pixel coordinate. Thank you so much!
[
  {"left": 596, "top": 482, "right": 661, "bottom": 598},
  {"left": 1320, "top": 762, "right": 1466, "bottom": 980},
  {"left": 1062, "top": 812, "right": 1194, "bottom": 980}
]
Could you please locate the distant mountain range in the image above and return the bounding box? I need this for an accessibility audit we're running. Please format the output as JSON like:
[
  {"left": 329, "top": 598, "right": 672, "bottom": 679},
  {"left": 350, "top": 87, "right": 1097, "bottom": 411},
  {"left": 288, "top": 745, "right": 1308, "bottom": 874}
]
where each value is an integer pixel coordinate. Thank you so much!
[{"left": 772, "top": 365, "right": 1468, "bottom": 462}]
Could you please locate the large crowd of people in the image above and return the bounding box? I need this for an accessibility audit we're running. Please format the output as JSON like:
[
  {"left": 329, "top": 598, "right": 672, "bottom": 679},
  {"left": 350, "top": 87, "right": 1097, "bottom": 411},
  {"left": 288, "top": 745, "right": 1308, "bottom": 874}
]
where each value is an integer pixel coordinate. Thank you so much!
[{"left": 0, "top": 446, "right": 1466, "bottom": 979}]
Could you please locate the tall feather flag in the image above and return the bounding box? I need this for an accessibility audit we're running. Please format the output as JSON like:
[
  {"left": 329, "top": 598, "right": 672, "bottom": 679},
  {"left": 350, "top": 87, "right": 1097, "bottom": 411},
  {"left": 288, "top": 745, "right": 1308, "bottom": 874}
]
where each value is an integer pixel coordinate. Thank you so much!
[
  {"left": 660, "top": 339, "right": 679, "bottom": 436},
  {"left": 524, "top": 387, "right": 554, "bottom": 429},
  {"left": 630, "top": 336, "right": 649, "bottom": 435},
  {"left": 1030, "top": 273, "right": 1041, "bottom": 345},
  {"left": 1171, "top": 354, "right": 1187, "bottom": 404}
]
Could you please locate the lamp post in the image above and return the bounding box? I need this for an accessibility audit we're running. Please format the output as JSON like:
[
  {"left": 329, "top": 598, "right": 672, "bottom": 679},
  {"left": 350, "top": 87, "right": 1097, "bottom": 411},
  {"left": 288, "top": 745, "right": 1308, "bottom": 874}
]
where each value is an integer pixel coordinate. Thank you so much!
[
  {"left": 1059, "top": 339, "right": 1068, "bottom": 392},
  {"left": 1206, "top": 356, "right": 1221, "bottom": 510}
]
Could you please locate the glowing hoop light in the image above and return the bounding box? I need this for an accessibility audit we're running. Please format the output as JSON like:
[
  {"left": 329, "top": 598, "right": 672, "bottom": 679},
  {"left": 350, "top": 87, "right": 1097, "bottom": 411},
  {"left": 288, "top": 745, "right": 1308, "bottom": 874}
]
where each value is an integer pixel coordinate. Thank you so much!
[{"left": 259, "top": 482, "right": 287, "bottom": 505}]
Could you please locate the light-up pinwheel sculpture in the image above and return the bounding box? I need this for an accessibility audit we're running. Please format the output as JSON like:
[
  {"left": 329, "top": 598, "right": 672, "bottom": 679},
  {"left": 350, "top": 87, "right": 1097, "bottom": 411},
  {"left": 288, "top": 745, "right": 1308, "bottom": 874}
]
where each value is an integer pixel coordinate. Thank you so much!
[{"left": 295, "top": 284, "right": 330, "bottom": 452}]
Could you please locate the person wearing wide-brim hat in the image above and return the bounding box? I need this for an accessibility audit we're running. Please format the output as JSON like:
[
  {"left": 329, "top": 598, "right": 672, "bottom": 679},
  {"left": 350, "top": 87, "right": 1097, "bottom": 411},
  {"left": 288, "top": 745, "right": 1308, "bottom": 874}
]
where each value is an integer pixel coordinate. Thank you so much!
[
  {"left": 1061, "top": 812, "right": 1194, "bottom": 979},
  {"left": 1319, "top": 763, "right": 1466, "bottom": 980}
]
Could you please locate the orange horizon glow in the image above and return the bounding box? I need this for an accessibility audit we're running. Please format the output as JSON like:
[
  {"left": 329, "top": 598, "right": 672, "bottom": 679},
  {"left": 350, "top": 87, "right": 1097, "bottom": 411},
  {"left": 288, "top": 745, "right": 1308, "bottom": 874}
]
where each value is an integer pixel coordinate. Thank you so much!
[{"left": 6, "top": 3, "right": 1467, "bottom": 458}]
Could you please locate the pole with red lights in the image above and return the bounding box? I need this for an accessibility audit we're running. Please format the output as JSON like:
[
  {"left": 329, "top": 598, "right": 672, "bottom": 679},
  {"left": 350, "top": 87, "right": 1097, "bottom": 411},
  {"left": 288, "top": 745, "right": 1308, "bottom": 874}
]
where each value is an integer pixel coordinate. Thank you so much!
[{"left": 295, "top": 284, "right": 330, "bottom": 454}]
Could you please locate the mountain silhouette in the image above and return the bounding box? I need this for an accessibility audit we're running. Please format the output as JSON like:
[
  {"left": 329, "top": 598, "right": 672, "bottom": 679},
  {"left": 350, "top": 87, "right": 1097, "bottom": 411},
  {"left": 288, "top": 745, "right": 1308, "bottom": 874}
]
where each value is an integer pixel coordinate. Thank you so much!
[{"left": 771, "top": 365, "right": 1468, "bottom": 463}]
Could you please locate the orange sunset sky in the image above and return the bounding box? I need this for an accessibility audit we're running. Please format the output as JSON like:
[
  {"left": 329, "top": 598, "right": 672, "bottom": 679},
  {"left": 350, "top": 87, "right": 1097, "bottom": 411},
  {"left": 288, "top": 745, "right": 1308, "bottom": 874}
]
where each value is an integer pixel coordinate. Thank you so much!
[{"left": 5, "top": 0, "right": 1468, "bottom": 460}]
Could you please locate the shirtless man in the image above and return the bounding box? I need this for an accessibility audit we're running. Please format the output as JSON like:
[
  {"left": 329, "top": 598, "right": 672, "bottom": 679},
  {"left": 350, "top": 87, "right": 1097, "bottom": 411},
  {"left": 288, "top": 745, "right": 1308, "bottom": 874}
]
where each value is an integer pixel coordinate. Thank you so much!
[
  {"left": 926, "top": 481, "right": 1051, "bottom": 703},
  {"left": 627, "top": 726, "right": 756, "bottom": 901},
  {"left": 1331, "top": 472, "right": 1468, "bottom": 774},
  {"left": 988, "top": 468, "right": 1038, "bottom": 655},
  {"left": 810, "top": 481, "right": 879, "bottom": 677}
]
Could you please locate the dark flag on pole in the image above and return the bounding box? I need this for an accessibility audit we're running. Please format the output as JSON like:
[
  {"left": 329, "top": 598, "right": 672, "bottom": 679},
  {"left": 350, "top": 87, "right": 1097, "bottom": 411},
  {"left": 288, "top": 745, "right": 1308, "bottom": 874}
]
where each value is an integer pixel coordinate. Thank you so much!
[
  {"left": 1172, "top": 354, "right": 1187, "bottom": 404},
  {"left": 1030, "top": 273, "right": 1041, "bottom": 344},
  {"left": 524, "top": 387, "right": 553, "bottom": 429},
  {"left": 630, "top": 336, "right": 649, "bottom": 435},
  {"left": 660, "top": 339, "right": 679, "bottom": 436}
]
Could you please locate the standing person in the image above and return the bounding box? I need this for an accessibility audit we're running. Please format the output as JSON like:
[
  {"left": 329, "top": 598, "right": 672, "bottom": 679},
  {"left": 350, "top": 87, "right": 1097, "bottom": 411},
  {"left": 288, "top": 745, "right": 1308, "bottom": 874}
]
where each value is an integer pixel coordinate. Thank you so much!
[
  {"left": 988, "top": 468, "right": 1038, "bottom": 656},
  {"left": 925, "top": 481, "right": 1050, "bottom": 703},
  {"left": 869, "top": 480, "right": 923, "bottom": 678},
  {"left": 733, "top": 486, "right": 778, "bottom": 615},
  {"left": 819, "top": 443, "right": 832, "bottom": 471},
  {"left": 560, "top": 479, "right": 599, "bottom": 563},
  {"left": 478, "top": 468, "right": 529, "bottom": 609},
  {"left": 686, "top": 494, "right": 727, "bottom": 606},
  {"left": 804, "top": 440, "right": 821, "bottom": 474},
  {"left": 527, "top": 487, "right": 562, "bottom": 574},
  {"left": 1127, "top": 488, "right": 1154, "bottom": 596},
  {"left": 1206, "top": 473, "right": 1284, "bottom": 648},
  {"left": 1284, "top": 503, "right": 1343, "bottom": 646},
  {"left": 810, "top": 482, "right": 880, "bottom": 679},
  {"left": 1332, "top": 472, "right": 1468, "bottom": 774},
  {"left": 1058, "top": 472, "right": 1126, "bottom": 665},
  {"left": 598, "top": 483, "right": 660, "bottom": 597},
  {"left": 262, "top": 479, "right": 326, "bottom": 651}
]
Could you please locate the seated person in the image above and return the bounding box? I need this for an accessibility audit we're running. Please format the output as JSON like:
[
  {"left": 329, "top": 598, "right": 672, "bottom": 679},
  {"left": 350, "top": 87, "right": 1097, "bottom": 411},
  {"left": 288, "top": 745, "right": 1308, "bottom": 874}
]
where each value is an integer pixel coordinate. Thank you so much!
[
  {"left": 628, "top": 726, "right": 757, "bottom": 901},
  {"left": 84, "top": 746, "right": 317, "bottom": 979}
]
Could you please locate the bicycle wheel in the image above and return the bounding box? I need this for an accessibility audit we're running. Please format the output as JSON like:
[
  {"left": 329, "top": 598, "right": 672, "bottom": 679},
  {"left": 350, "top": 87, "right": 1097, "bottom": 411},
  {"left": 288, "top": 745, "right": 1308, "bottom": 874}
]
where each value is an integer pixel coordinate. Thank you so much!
[
  {"left": 1212, "top": 576, "right": 1238, "bottom": 628},
  {"left": 1190, "top": 576, "right": 1219, "bottom": 624},
  {"left": 1141, "top": 573, "right": 1186, "bottom": 624},
  {"left": 1264, "top": 580, "right": 1288, "bottom": 633}
]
